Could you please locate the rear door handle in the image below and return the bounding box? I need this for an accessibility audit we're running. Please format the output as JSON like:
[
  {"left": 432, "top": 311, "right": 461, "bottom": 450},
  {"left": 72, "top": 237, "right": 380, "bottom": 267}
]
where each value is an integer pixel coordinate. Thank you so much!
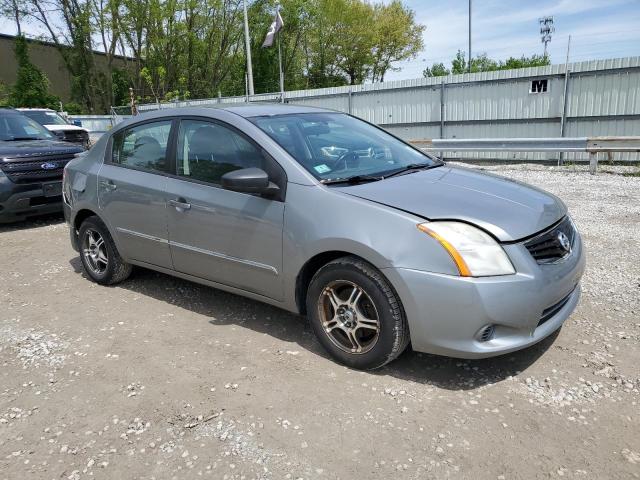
[
  {"left": 99, "top": 180, "right": 117, "bottom": 191},
  {"left": 168, "top": 199, "right": 191, "bottom": 211}
]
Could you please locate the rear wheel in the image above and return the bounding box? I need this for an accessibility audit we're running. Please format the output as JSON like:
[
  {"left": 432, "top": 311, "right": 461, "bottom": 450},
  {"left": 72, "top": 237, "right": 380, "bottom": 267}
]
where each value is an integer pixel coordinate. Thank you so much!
[
  {"left": 78, "top": 216, "right": 132, "bottom": 285},
  {"left": 306, "top": 256, "right": 409, "bottom": 370}
]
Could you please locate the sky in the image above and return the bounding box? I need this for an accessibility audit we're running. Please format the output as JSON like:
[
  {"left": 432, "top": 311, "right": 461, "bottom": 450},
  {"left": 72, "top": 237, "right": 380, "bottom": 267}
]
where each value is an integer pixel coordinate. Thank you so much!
[
  {"left": 384, "top": 0, "right": 640, "bottom": 80},
  {"left": 1, "top": 0, "right": 639, "bottom": 82}
]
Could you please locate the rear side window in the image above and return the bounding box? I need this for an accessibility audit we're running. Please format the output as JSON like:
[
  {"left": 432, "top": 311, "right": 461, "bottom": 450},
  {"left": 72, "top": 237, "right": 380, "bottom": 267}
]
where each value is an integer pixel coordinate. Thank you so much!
[{"left": 111, "top": 120, "right": 172, "bottom": 173}]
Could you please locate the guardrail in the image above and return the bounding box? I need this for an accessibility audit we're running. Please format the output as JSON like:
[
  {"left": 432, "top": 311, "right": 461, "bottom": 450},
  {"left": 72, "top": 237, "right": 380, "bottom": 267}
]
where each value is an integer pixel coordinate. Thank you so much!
[{"left": 411, "top": 137, "right": 640, "bottom": 174}]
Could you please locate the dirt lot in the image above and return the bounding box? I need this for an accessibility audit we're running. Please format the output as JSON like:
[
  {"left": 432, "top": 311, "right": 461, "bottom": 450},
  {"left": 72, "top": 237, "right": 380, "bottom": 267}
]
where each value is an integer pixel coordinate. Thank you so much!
[{"left": 1, "top": 164, "right": 639, "bottom": 480}]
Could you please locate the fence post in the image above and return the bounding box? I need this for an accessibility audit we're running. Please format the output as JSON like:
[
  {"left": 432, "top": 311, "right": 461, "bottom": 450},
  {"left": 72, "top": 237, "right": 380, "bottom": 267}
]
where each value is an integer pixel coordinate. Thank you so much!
[
  {"left": 348, "top": 87, "right": 353, "bottom": 115},
  {"left": 558, "top": 68, "right": 572, "bottom": 166},
  {"left": 589, "top": 152, "right": 598, "bottom": 175},
  {"left": 440, "top": 81, "right": 446, "bottom": 159}
]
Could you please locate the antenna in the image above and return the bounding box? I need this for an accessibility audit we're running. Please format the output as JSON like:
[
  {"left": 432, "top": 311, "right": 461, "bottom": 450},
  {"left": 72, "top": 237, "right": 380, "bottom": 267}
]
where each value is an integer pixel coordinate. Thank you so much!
[{"left": 539, "top": 16, "right": 555, "bottom": 57}]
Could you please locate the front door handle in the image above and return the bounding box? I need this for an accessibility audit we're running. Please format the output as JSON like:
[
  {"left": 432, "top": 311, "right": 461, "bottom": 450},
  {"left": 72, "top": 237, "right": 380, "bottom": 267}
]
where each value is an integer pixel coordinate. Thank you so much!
[
  {"left": 168, "top": 198, "right": 191, "bottom": 211},
  {"left": 99, "top": 180, "right": 117, "bottom": 191}
]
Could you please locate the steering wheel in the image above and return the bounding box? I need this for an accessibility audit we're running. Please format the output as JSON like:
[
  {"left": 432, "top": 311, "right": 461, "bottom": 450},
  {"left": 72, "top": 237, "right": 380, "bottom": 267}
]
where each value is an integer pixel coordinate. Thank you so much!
[{"left": 329, "top": 150, "right": 359, "bottom": 171}]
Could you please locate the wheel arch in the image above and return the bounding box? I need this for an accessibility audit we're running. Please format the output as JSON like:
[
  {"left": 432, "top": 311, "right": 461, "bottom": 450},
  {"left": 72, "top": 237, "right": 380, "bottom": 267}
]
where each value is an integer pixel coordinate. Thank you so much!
[
  {"left": 295, "top": 250, "right": 392, "bottom": 315},
  {"left": 71, "top": 208, "right": 114, "bottom": 249}
]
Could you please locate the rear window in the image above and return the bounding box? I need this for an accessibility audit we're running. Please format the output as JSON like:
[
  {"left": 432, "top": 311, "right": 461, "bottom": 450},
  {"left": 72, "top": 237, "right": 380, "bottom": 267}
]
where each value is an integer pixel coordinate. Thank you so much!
[{"left": 21, "top": 111, "right": 69, "bottom": 126}]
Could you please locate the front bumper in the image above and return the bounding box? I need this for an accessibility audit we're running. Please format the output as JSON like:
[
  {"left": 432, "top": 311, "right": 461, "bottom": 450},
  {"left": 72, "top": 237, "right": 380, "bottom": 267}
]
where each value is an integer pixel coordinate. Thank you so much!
[
  {"left": 0, "top": 176, "right": 63, "bottom": 223},
  {"left": 384, "top": 231, "right": 586, "bottom": 359}
]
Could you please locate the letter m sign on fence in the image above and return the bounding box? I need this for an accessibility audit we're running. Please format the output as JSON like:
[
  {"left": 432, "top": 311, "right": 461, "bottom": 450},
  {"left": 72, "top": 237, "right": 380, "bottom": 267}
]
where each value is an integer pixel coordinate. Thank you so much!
[{"left": 530, "top": 79, "right": 549, "bottom": 93}]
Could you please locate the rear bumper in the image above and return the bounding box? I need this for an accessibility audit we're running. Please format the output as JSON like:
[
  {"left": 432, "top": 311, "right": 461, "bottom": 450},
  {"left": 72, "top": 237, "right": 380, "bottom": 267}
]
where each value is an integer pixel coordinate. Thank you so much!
[
  {"left": 384, "top": 231, "right": 586, "bottom": 359},
  {"left": 0, "top": 176, "right": 63, "bottom": 223}
]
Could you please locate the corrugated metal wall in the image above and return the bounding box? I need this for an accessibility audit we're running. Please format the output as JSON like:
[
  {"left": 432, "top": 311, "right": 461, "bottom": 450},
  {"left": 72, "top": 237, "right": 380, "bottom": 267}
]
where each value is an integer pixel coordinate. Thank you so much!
[{"left": 132, "top": 57, "right": 640, "bottom": 162}]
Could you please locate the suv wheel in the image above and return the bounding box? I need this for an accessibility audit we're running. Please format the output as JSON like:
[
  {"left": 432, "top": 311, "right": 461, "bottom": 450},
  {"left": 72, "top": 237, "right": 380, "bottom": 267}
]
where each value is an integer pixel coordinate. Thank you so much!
[
  {"left": 306, "top": 256, "right": 410, "bottom": 370},
  {"left": 78, "top": 216, "right": 132, "bottom": 285}
]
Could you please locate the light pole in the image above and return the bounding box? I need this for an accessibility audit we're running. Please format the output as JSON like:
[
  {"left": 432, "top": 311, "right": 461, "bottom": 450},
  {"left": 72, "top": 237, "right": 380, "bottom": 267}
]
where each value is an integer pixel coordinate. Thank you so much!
[
  {"left": 243, "top": 0, "right": 255, "bottom": 97},
  {"left": 468, "top": 0, "right": 472, "bottom": 73}
]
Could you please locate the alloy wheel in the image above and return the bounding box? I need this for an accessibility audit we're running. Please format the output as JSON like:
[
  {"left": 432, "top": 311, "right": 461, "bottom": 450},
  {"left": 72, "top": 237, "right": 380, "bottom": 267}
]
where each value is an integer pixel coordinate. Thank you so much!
[
  {"left": 317, "top": 280, "right": 380, "bottom": 354},
  {"left": 82, "top": 228, "right": 108, "bottom": 276}
]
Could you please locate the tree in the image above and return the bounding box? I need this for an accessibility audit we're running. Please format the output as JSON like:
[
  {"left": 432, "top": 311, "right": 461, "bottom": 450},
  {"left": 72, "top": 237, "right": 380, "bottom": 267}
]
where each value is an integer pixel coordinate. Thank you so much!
[
  {"left": 22, "top": 0, "right": 100, "bottom": 111},
  {"left": 424, "top": 50, "right": 551, "bottom": 77},
  {"left": 0, "top": 0, "right": 23, "bottom": 35},
  {"left": 423, "top": 62, "right": 449, "bottom": 77},
  {"left": 4, "top": 0, "right": 427, "bottom": 109},
  {"left": 371, "top": 0, "right": 424, "bottom": 82},
  {"left": 9, "top": 35, "right": 58, "bottom": 108}
]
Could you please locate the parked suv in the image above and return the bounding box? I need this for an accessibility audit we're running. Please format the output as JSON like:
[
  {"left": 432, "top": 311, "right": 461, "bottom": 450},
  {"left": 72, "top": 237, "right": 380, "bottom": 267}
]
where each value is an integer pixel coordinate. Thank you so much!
[
  {"left": 18, "top": 108, "right": 90, "bottom": 148},
  {"left": 0, "top": 109, "right": 85, "bottom": 223},
  {"left": 63, "top": 105, "right": 585, "bottom": 369}
]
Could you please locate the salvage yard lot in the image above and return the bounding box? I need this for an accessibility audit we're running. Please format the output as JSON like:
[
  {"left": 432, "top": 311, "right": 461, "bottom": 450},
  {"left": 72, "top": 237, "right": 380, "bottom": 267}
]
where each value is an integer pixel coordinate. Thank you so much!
[{"left": 1, "top": 164, "right": 639, "bottom": 480}]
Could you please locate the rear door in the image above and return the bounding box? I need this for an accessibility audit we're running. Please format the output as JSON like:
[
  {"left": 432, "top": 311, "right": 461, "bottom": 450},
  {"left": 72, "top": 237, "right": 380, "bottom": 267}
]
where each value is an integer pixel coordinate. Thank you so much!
[
  {"left": 98, "top": 119, "right": 175, "bottom": 269},
  {"left": 165, "top": 118, "right": 286, "bottom": 300}
]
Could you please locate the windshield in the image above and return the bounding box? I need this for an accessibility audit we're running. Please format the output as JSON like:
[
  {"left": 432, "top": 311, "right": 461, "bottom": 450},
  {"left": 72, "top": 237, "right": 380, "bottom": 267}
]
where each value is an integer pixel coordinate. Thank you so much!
[
  {"left": 0, "top": 113, "right": 55, "bottom": 141},
  {"left": 250, "top": 112, "right": 440, "bottom": 182},
  {"left": 21, "top": 110, "right": 69, "bottom": 126}
]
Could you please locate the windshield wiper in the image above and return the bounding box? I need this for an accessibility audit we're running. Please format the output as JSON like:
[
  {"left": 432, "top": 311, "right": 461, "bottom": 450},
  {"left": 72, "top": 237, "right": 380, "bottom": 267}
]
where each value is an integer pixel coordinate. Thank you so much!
[
  {"left": 321, "top": 174, "right": 385, "bottom": 185},
  {"left": 385, "top": 162, "right": 443, "bottom": 179}
]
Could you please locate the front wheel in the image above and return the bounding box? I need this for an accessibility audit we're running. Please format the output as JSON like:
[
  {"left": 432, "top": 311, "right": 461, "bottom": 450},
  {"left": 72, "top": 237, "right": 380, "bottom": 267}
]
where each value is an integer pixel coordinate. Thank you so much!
[
  {"left": 78, "top": 216, "right": 132, "bottom": 285},
  {"left": 306, "top": 256, "right": 410, "bottom": 370}
]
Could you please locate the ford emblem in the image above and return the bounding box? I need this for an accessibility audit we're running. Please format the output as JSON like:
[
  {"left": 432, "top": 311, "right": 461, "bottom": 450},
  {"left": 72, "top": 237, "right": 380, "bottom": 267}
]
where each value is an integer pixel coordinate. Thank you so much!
[{"left": 41, "top": 162, "right": 57, "bottom": 170}]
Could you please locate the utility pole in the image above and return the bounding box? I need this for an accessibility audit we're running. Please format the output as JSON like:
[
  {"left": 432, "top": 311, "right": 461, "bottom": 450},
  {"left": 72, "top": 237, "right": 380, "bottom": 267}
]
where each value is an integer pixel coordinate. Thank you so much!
[
  {"left": 539, "top": 16, "right": 555, "bottom": 57},
  {"left": 558, "top": 35, "right": 572, "bottom": 166},
  {"left": 242, "top": 0, "right": 255, "bottom": 97},
  {"left": 468, "top": 0, "right": 472, "bottom": 73}
]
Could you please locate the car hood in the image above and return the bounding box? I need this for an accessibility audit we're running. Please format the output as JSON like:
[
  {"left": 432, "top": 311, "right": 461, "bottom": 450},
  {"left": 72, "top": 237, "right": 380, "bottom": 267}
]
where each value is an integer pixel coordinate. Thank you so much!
[
  {"left": 0, "top": 139, "right": 84, "bottom": 158},
  {"left": 335, "top": 165, "right": 567, "bottom": 242},
  {"left": 45, "top": 124, "right": 88, "bottom": 133}
]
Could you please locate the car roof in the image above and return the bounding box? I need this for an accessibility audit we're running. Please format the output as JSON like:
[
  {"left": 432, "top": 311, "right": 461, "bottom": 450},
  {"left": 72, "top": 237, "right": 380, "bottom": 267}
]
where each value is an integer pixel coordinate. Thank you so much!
[
  {"left": 16, "top": 108, "right": 53, "bottom": 112},
  {"left": 216, "top": 103, "right": 335, "bottom": 117},
  {"left": 135, "top": 103, "right": 336, "bottom": 120}
]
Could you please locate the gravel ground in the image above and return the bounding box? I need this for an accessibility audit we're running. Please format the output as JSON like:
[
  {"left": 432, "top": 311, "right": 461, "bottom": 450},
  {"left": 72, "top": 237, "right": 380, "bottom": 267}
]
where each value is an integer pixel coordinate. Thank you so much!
[{"left": 0, "top": 164, "right": 639, "bottom": 480}]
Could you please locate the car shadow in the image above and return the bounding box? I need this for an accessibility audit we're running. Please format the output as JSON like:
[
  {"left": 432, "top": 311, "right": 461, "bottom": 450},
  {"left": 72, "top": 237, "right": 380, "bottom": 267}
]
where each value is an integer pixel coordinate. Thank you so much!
[
  {"left": 68, "top": 258, "right": 558, "bottom": 391},
  {"left": 0, "top": 213, "right": 65, "bottom": 233}
]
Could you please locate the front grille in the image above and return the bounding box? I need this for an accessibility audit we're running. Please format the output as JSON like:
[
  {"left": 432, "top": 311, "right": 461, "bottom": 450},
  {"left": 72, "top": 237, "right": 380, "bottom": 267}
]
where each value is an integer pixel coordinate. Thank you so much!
[
  {"left": 537, "top": 288, "right": 575, "bottom": 327},
  {"left": 524, "top": 216, "right": 576, "bottom": 264},
  {"left": 0, "top": 154, "right": 75, "bottom": 183},
  {"left": 62, "top": 130, "right": 88, "bottom": 143}
]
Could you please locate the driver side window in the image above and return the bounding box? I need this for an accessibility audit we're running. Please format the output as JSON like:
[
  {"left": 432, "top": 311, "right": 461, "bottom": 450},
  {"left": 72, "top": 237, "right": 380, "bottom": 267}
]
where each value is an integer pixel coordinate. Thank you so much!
[{"left": 176, "top": 120, "right": 264, "bottom": 185}]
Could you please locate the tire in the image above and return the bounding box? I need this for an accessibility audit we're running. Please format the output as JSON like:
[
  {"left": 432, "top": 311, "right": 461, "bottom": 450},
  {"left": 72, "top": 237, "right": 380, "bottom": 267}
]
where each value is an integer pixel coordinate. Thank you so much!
[
  {"left": 78, "top": 216, "right": 132, "bottom": 285},
  {"left": 306, "top": 256, "right": 410, "bottom": 370}
]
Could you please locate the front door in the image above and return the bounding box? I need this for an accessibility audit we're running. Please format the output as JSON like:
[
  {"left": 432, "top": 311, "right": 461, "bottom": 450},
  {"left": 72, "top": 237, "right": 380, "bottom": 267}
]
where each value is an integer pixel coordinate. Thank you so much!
[
  {"left": 165, "top": 118, "right": 285, "bottom": 300},
  {"left": 98, "top": 119, "right": 174, "bottom": 269}
]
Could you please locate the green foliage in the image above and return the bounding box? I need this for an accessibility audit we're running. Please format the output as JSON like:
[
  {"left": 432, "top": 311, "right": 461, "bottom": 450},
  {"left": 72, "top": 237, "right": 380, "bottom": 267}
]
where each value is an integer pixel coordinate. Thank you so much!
[
  {"left": 371, "top": 0, "right": 425, "bottom": 82},
  {"left": 11, "top": 0, "right": 424, "bottom": 107},
  {"left": 0, "top": 81, "right": 10, "bottom": 106},
  {"left": 62, "top": 102, "right": 84, "bottom": 114},
  {"left": 424, "top": 50, "right": 551, "bottom": 77},
  {"left": 111, "top": 69, "right": 131, "bottom": 108},
  {"left": 422, "top": 62, "right": 449, "bottom": 78},
  {"left": 9, "top": 35, "right": 59, "bottom": 108}
]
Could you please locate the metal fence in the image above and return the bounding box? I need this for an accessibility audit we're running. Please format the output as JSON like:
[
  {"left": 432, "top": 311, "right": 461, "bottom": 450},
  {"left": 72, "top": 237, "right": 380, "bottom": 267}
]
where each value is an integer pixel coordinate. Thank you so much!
[
  {"left": 413, "top": 137, "right": 640, "bottom": 173},
  {"left": 111, "top": 56, "right": 640, "bottom": 162}
]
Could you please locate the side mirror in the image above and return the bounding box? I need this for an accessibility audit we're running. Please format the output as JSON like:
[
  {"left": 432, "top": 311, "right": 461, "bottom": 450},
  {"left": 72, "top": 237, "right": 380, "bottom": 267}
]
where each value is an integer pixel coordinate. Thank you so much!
[{"left": 221, "top": 168, "right": 280, "bottom": 196}]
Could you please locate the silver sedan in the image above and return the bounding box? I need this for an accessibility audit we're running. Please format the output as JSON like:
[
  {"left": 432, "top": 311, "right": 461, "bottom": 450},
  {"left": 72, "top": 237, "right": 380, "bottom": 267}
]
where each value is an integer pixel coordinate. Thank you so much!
[{"left": 63, "top": 105, "right": 585, "bottom": 369}]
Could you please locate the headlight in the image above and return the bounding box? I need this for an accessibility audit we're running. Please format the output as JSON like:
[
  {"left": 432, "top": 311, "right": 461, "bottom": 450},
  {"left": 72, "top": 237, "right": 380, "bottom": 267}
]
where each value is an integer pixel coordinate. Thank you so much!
[{"left": 417, "top": 221, "right": 515, "bottom": 277}]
